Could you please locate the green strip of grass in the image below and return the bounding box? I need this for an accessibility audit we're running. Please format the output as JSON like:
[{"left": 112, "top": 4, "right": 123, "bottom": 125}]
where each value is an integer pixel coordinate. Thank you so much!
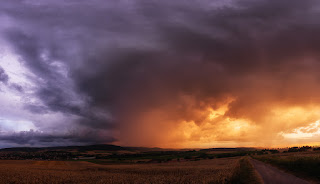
[{"left": 230, "top": 157, "right": 262, "bottom": 184}]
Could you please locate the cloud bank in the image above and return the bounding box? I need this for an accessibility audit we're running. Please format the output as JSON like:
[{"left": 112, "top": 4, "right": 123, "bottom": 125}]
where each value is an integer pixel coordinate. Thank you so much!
[{"left": 1, "top": 0, "right": 320, "bottom": 148}]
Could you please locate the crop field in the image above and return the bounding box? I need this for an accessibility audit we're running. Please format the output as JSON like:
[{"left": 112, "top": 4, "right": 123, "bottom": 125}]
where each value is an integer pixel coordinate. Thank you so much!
[{"left": 0, "top": 157, "right": 246, "bottom": 184}]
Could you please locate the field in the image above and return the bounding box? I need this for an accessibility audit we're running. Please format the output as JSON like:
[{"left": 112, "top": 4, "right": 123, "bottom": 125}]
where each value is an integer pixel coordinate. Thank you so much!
[
  {"left": 0, "top": 157, "right": 251, "bottom": 184},
  {"left": 1, "top": 145, "right": 318, "bottom": 183}
]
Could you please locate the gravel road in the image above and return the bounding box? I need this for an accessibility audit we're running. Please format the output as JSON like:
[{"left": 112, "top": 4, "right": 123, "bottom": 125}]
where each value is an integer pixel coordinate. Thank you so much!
[{"left": 250, "top": 159, "right": 311, "bottom": 184}]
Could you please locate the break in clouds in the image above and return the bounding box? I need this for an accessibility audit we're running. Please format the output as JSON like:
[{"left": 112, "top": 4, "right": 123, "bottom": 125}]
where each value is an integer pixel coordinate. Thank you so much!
[{"left": 1, "top": 0, "right": 320, "bottom": 148}]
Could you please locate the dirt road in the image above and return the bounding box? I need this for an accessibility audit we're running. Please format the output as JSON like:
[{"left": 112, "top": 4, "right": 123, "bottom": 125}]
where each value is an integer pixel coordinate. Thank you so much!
[{"left": 250, "top": 159, "right": 311, "bottom": 184}]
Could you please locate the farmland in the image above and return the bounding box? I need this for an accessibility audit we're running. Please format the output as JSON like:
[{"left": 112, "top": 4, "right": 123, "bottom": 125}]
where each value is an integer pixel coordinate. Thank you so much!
[
  {"left": 0, "top": 157, "right": 247, "bottom": 184},
  {"left": 0, "top": 144, "right": 319, "bottom": 183},
  {"left": 0, "top": 145, "right": 264, "bottom": 183},
  {"left": 0, "top": 145, "right": 256, "bottom": 162}
]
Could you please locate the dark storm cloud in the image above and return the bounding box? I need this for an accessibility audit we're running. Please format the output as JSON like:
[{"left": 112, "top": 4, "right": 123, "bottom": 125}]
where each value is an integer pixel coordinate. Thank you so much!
[
  {"left": 9, "top": 83, "right": 23, "bottom": 92},
  {"left": 0, "top": 129, "right": 115, "bottom": 146},
  {"left": 23, "top": 104, "right": 49, "bottom": 114},
  {"left": 4, "top": 29, "right": 115, "bottom": 129},
  {"left": 1, "top": 0, "right": 320, "bottom": 146},
  {"left": 0, "top": 66, "right": 9, "bottom": 84}
]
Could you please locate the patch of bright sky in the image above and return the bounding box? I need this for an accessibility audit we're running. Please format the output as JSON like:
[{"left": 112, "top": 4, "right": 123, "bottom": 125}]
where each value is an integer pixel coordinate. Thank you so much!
[
  {"left": 0, "top": 119, "right": 36, "bottom": 132},
  {"left": 0, "top": 39, "right": 41, "bottom": 132},
  {"left": 0, "top": 41, "right": 37, "bottom": 89},
  {"left": 280, "top": 120, "right": 320, "bottom": 139}
]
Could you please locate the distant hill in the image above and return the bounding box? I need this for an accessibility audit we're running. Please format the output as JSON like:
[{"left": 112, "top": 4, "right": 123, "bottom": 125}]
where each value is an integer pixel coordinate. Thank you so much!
[
  {"left": 0, "top": 144, "right": 256, "bottom": 153},
  {"left": 200, "top": 147, "right": 256, "bottom": 152}
]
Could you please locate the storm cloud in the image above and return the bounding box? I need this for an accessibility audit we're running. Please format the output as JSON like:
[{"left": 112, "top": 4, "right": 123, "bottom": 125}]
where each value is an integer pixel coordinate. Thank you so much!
[
  {"left": 0, "top": 67, "right": 8, "bottom": 84},
  {"left": 1, "top": 0, "right": 320, "bottom": 147},
  {"left": 0, "top": 129, "right": 115, "bottom": 146}
]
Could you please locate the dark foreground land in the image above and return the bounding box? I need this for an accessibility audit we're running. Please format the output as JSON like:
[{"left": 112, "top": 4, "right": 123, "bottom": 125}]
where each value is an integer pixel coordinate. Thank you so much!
[
  {"left": 0, "top": 158, "right": 247, "bottom": 184},
  {"left": 253, "top": 151, "right": 320, "bottom": 183},
  {"left": 250, "top": 159, "right": 310, "bottom": 184},
  {"left": 0, "top": 145, "right": 319, "bottom": 183}
]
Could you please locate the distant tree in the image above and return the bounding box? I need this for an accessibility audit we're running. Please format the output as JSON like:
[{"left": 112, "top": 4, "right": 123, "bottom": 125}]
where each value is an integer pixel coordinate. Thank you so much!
[
  {"left": 313, "top": 147, "right": 320, "bottom": 151},
  {"left": 288, "top": 147, "right": 299, "bottom": 152}
]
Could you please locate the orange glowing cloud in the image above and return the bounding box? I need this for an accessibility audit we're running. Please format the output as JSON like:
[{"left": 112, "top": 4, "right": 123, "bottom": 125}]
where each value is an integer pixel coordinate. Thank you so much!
[{"left": 116, "top": 96, "right": 320, "bottom": 148}]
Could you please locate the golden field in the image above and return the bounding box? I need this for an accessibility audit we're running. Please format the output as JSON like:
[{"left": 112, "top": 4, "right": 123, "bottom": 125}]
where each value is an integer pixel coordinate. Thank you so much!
[{"left": 0, "top": 157, "right": 243, "bottom": 184}]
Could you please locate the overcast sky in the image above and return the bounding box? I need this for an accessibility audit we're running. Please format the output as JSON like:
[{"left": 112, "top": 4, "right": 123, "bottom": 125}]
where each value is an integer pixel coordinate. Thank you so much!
[{"left": 1, "top": 0, "right": 320, "bottom": 148}]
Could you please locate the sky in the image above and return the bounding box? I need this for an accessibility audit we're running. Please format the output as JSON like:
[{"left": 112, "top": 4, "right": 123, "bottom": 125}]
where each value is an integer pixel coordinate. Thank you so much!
[{"left": 1, "top": 0, "right": 320, "bottom": 148}]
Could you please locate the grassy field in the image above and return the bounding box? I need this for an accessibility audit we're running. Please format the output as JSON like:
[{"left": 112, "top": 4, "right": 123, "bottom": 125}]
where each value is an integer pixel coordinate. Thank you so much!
[
  {"left": 253, "top": 151, "right": 320, "bottom": 182},
  {"left": 0, "top": 157, "right": 251, "bottom": 184}
]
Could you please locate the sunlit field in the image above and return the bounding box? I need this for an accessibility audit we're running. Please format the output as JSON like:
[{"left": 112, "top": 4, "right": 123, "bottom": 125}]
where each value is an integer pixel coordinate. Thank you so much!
[{"left": 0, "top": 158, "right": 243, "bottom": 184}]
